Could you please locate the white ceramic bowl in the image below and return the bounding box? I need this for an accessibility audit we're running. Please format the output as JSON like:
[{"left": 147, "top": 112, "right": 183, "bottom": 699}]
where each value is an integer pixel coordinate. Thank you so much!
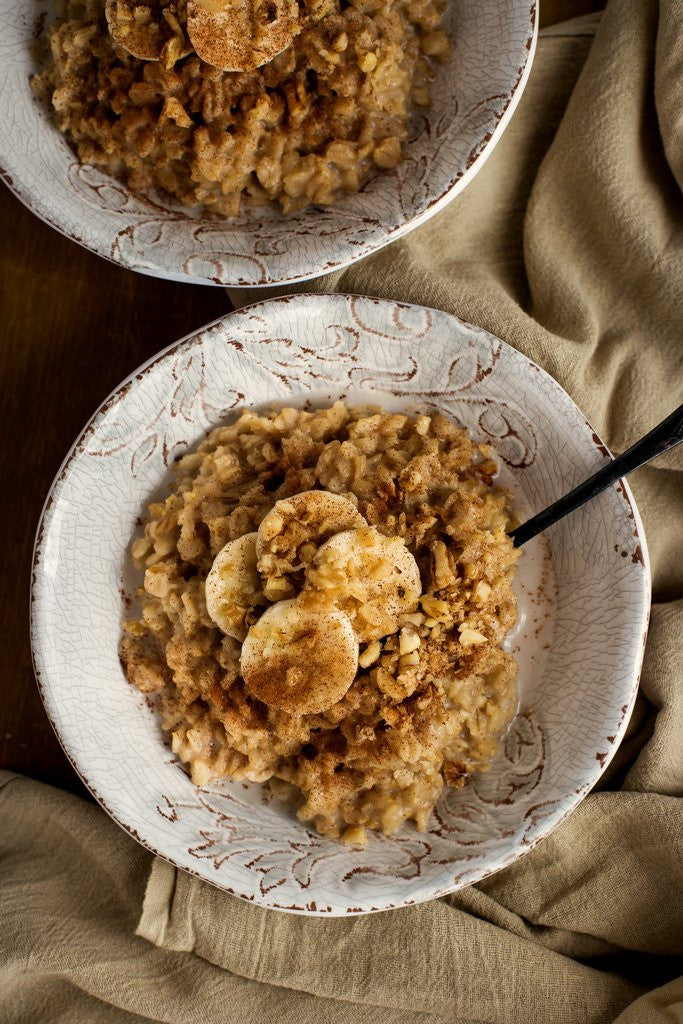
[
  {"left": 31, "top": 294, "right": 650, "bottom": 915},
  {"left": 2, "top": 1, "right": 536, "bottom": 286}
]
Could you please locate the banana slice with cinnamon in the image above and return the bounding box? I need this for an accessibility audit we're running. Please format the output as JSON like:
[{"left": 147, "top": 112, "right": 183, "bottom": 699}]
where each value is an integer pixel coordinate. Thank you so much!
[
  {"left": 256, "top": 490, "right": 367, "bottom": 600},
  {"left": 106, "top": 0, "right": 300, "bottom": 70},
  {"left": 105, "top": 0, "right": 191, "bottom": 64},
  {"left": 305, "top": 527, "right": 422, "bottom": 642},
  {"left": 187, "top": 0, "right": 300, "bottom": 72},
  {"left": 240, "top": 599, "right": 358, "bottom": 713},
  {"left": 205, "top": 532, "right": 265, "bottom": 640}
]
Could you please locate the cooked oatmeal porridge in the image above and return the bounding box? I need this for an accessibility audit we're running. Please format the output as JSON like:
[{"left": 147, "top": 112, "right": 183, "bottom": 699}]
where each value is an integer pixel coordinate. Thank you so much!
[
  {"left": 120, "top": 402, "right": 521, "bottom": 843},
  {"left": 33, "top": 0, "right": 449, "bottom": 215}
]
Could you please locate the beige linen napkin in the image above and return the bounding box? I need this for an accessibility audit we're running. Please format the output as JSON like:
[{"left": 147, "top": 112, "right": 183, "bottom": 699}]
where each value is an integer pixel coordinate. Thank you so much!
[{"left": 2, "top": 3, "right": 682, "bottom": 1022}]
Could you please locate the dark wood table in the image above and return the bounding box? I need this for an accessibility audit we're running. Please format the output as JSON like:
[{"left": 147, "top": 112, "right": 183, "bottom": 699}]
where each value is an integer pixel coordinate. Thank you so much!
[{"left": 0, "top": 0, "right": 604, "bottom": 798}]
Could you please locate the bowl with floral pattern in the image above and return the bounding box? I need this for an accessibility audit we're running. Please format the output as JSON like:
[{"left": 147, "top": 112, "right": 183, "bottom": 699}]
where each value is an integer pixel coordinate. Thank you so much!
[{"left": 31, "top": 293, "right": 649, "bottom": 914}]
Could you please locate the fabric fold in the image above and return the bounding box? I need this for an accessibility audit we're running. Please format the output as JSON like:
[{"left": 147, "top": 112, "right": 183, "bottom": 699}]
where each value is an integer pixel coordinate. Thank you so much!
[
  {"left": 136, "top": 858, "right": 644, "bottom": 1024},
  {"left": 1, "top": 774, "right": 448, "bottom": 1024}
]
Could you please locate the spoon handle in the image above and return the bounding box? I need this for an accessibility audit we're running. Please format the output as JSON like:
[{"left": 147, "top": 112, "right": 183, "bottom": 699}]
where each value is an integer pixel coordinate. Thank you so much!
[{"left": 510, "top": 403, "right": 683, "bottom": 548}]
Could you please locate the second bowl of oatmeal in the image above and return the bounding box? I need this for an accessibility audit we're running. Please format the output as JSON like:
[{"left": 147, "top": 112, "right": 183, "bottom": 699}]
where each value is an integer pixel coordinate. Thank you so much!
[
  {"left": 31, "top": 294, "right": 649, "bottom": 914},
  {"left": 3, "top": 0, "right": 536, "bottom": 285}
]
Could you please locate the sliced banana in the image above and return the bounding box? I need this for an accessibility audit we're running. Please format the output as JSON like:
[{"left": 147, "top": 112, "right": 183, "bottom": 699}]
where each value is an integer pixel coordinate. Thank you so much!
[
  {"left": 256, "top": 490, "right": 367, "bottom": 599},
  {"left": 240, "top": 599, "right": 358, "bottom": 714},
  {"left": 105, "top": 0, "right": 191, "bottom": 63},
  {"left": 305, "top": 527, "right": 422, "bottom": 642},
  {"left": 205, "top": 533, "right": 265, "bottom": 641},
  {"left": 106, "top": 0, "right": 295, "bottom": 71},
  {"left": 187, "top": 0, "right": 300, "bottom": 72}
]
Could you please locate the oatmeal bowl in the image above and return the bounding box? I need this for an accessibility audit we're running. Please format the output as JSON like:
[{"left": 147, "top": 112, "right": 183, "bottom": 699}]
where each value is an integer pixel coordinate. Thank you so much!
[
  {"left": 2, "top": 0, "right": 535, "bottom": 286},
  {"left": 31, "top": 294, "right": 649, "bottom": 914}
]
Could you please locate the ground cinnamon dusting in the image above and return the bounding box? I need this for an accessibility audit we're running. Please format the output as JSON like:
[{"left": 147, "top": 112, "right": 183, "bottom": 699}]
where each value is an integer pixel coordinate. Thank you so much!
[
  {"left": 120, "top": 403, "right": 520, "bottom": 842},
  {"left": 33, "top": 0, "right": 450, "bottom": 215}
]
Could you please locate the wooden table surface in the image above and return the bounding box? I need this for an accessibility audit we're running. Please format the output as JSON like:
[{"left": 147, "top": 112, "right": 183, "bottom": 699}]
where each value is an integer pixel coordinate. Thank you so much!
[{"left": 1, "top": 0, "right": 603, "bottom": 799}]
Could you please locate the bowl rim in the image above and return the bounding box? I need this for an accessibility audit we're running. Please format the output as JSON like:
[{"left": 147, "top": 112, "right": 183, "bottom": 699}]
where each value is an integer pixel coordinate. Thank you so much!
[
  {"left": 30, "top": 293, "right": 651, "bottom": 914},
  {"left": 2, "top": 2, "right": 537, "bottom": 287}
]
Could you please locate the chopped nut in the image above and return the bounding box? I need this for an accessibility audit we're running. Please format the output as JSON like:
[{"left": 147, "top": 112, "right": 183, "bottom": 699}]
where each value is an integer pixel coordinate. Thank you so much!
[
  {"left": 399, "top": 651, "right": 420, "bottom": 667},
  {"left": 400, "top": 612, "right": 425, "bottom": 627},
  {"left": 399, "top": 626, "right": 421, "bottom": 655},
  {"left": 161, "top": 8, "right": 183, "bottom": 36},
  {"left": 420, "top": 595, "right": 450, "bottom": 620},
  {"left": 395, "top": 670, "right": 418, "bottom": 698},
  {"left": 359, "top": 640, "right": 381, "bottom": 668},
  {"left": 263, "top": 575, "right": 295, "bottom": 601},
  {"left": 375, "top": 666, "right": 396, "bottom": 690},
  {"left": 459, "top": 627, "right": 487, "bottom": 646},
  {"left": 380, "top": 652, "right": 399, "bottom": 671},
  {"left": 371, "top": 664, "right": 415, "bottom": 699},
  {"left": 260, "top": 512, "right": 283, "bottom": 541},
  {"left": 161, "top": 35, "right": 184, "bottom": 71}
]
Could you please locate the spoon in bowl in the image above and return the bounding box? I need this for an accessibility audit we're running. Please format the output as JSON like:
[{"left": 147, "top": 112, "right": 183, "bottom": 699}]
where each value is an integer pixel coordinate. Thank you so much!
[{"left": 510, "top": 403, "right": 683, "bottom": 547}]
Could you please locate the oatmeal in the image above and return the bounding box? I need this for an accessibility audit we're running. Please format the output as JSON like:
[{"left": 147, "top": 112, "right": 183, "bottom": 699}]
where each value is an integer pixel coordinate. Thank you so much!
[
  {"left": 33, "top": 0, "right": 449, "bottom": 215},
  {"left": 120, "top": 402, "right": 521, "bottom": 843}
]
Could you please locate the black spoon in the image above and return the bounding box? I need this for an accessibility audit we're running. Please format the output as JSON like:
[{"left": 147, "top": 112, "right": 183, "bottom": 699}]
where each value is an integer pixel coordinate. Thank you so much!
[{"left": 510, "top": 403, "right": 683, "bottom": 548}]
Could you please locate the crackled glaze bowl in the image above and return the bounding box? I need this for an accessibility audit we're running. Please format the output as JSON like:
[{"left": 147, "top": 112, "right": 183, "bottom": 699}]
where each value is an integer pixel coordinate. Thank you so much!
[
  {"left": 1, "top": 0, "right": 536, "bottom": 286},
  {"left": 31, "top": 295, "right": 650, "bottom": 914}
]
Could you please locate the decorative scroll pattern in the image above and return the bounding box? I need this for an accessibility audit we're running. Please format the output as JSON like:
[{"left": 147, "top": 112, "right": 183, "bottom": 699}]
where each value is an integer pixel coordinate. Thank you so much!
[{"left": 1, "top": 0, "right": 536, "bottom": 285}]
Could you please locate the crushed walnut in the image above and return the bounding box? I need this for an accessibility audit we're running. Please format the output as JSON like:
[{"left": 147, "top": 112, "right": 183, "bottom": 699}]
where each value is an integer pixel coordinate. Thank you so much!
[{"left": 120, "top": 402, "right": 520, "bottom": 842}]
